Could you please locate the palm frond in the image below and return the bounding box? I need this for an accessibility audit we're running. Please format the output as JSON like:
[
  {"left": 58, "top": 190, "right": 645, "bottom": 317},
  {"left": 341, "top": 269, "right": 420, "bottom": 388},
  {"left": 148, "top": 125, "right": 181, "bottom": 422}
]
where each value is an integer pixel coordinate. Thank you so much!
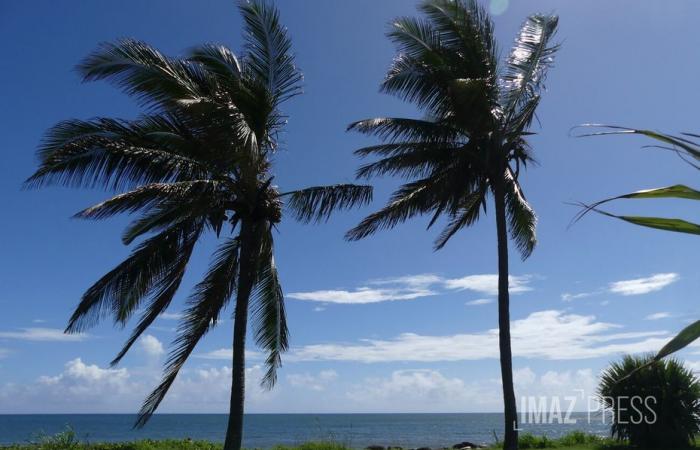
[
  {"left": 419, "top": 0, "right": 497, "bottom": 75},
  {"left": 74, "top": 180, "right": 221, "bottom": 220},
  {"left": 239, "top": 0, "right": 302, "bottom": 104},
  {"left": 251, "top": 228, "right": 287, "bottom": 389},
  {"left": 78, "top": 39, "right": 211, "bottom": 109},
  {"left": 109, "top": 229, "right": 199, "bottom": 366},
  {"left": 188, "top": 44, "right": 242, "bottom": 84},
  {"left": 120, "top": 196, "right": 216, "bottom": 245},
  {"left": 381, "top": 54, "right": 451, "bottom": 115},
  {"left": 348, "top": 117, "right": 459, "bottom": 144},
  {"left": 65, "top": 219, "right": 204, "bottom": 333},
  {"left": 25, "top": 118, "right": 210, "bottom": 191},
  {"left": 572, "top": 125, "right": 700, "bottom": 165},
  {"left": 346, "top": 176, "right": 445, "bottom": 240},
  {"left": 136, "top": 237, "right": 240, "bottom": 427},
  {"left": 388, "top": 17, "right": 444, "bottom": 64},
  {"left": 285, "top": 184, "right": 373, "bottom": 223},
  {"left": 499, "top": 14, "right": 559, "bottom": 122},
  {"left": 434, "top": 187, "right": 486, "bottom": 249},
  {"left": 503, "top": 168, "right": 536, "bottom": 259},
  {"left": 356, "top": 143, "right": 460, "bottom": 180}
]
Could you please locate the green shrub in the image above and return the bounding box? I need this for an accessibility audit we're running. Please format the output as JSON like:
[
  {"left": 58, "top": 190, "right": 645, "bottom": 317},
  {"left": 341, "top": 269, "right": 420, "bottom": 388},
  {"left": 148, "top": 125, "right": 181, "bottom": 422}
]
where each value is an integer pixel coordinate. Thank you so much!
[
  {"left": 598, "top": 354, "right": 700, "bottom": 448},
  {"left": 517, "top": 433, "right": 554, "bottom": 448}
]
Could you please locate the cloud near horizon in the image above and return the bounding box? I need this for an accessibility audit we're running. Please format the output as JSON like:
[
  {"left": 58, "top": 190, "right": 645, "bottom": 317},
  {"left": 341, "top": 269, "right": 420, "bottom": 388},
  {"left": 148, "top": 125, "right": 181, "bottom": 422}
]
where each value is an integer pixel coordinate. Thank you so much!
[
  {"left": 287, "top": 273, "right": 532, "bottom": 305},
  {"left": 0, "top": 358, "right": 603, "bottom": 414},
  {"left": 199, "top": 310, "right": 670, "bottom": 363}
]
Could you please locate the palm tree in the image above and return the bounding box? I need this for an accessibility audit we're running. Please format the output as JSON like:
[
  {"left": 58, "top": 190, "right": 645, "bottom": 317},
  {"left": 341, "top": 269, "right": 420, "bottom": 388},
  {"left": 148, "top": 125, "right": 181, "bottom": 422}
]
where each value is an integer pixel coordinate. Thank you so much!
[
  {"left": 345, "top": 1, "right": 559, "bottom": 448},
  {"left": 25, "top": 2, "right": 371, "bottom": 450}
]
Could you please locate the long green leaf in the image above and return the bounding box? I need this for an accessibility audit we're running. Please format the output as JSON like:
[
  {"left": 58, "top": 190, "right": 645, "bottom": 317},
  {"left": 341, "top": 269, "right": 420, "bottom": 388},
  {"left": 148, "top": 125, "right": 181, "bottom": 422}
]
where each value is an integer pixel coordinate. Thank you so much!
[
  {"left": 655, "top": 320, "right": 700, "bottom": 360},
  {"left": 573, "top": 125, "right": 700, "bottom": 162},
  {"left": 606, "top": 213, "right": 700, "bottom": 235},
  {"left": 615, "top": 184, "right": 700, "bottom": 201}
]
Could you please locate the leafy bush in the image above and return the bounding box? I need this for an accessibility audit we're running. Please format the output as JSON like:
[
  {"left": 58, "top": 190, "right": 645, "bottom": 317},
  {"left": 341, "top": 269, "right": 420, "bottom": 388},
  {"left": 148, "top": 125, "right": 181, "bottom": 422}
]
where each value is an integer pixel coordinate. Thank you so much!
[
  {"left": 518, "top": 433, "right": 554, "bottom": 448},
  {"left": 598, "top": 354, "right": 700, "bottom": 448}
]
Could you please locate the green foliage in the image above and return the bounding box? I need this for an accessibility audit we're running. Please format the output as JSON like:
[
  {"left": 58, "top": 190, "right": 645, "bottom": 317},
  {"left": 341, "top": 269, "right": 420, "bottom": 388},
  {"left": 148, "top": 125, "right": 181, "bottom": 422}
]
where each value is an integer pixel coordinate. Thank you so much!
[
  {"left": 347, "top": 0, "right": 560, "bottom": 257},
  {"left": 25, "top": 0, "right": 370, "bottom": 433},
  {"left": 555, "top": 431, "right": 604, "bottom": 447},
  {"left": 482, "top": 431, "right": 618, "bottom": 449},
  {"left": 518, "top": 433, "right": 554, "bottom": 448},
  {"left": 598, "top": 355, "right": 700, "bottom": 448}
]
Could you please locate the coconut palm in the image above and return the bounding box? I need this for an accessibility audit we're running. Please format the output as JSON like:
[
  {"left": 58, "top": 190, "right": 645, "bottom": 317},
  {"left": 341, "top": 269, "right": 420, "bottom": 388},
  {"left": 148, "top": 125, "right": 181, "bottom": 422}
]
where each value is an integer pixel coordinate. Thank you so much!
[
  {"left": 345, "top": 1, "right": 559, "bottom": 448},
  {"left": 25, "top": 2, "right": 371, "bottom": 450}
]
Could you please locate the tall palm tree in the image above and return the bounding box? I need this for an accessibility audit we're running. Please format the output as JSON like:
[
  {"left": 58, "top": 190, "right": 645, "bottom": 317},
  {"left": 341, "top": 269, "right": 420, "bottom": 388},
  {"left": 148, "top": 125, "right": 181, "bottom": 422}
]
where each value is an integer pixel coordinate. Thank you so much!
[
  {"left": 345, "top": 1, "right": 558, "bottom": 448},
  {"left": 25, "top": 2, "right": 371, "bottom": 450}
]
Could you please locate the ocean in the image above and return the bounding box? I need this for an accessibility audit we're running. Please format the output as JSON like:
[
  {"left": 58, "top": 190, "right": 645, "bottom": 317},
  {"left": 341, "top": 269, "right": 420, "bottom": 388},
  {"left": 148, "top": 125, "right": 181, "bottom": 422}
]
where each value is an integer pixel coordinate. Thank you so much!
[{"left": 0, "top": 413, "right": 611, "bottom": 448}]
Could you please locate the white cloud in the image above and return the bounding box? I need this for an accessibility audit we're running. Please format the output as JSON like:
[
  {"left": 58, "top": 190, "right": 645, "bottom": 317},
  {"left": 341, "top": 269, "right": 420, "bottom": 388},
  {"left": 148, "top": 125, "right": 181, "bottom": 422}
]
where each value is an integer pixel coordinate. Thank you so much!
[
  {"left": 32, "top": 319, "right": 46, "bottom": 324},
  {"left": 0, "top": 328, "right": 87, "bottom": 342},
  {"left": 513, "top": 367, "right": 537, "bottom": 385},
  {"left": 287, "top": 287, "right": 434, "bottom": 304},
  {"left": 140, "top": 335, "right": 164, "bottom": 357},
  {"left": 288, "top": 273, "right": 532, "bottom": 305},
  {"left": 313, "top": 306, "right": 326, "bottom": 312},
  {"left": 286, "top": 370, "right": 338, "bottom": 391},
  {"left": 371, "top": 274, "right": 444, "bottom": 287},
  {"left": 444, "top": 275, "right": 532, "bottom": 295},
  {"left": 346, "top": 369, "right": 486, "bottom": 412},
  {"left": 466, "top": 299, "right": 493, "bottom": 306},
  {"left": 159, "top": 312, "right": 182, "bottom": 320},
  {"left": 195, "top": 348, "right": 263, "bottom": 361},
  {"left": 0, "top": 358, "right": 274, "bottom": 414},
  {"left": 288, "top": 310, "right": 669, "bottom": 363},
  {"left": 343, "top": 366, "right": 600, "bottom": 413},
  {"left": 561, "top": 292, "right": 596, "bottom": 302},
  {"left": 561, "top": 273, "right": 679, "bottom": 303},
  {"left": 645, "top": 312, "right": 672, "bottom": 321},
  {"left": 286, "top": 274, "right": 438, "bottom": 304},
  {"left": 0, "top": 358, "right": 141, "bottom": 413},
  {"left": 609, "top": 273, "right": 679, "bottom": 296}
]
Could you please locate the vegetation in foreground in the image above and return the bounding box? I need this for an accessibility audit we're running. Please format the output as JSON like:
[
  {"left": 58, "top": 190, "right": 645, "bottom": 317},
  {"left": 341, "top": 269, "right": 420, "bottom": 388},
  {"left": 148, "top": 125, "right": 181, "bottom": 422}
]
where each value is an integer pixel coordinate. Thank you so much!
[
  {"left": 5, "top": 429, "right": 700, "bottom": 450},
  {"left": 599, "top": 355, "right": 700, "bottom": 448}
]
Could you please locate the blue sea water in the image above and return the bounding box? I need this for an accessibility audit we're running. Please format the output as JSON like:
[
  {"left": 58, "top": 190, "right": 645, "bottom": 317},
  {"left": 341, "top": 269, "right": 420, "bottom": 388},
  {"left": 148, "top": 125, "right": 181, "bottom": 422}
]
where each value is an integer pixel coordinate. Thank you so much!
[{"left": 0, "top": 414, "right": 610, "bottom": 448}]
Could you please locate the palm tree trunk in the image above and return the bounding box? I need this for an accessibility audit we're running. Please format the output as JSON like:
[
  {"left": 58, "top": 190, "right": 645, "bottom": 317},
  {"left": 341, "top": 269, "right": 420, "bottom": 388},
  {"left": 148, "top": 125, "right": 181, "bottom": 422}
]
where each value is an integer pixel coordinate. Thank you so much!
[
  {"left": 494, "top": 178, "right": 518, "bottom": 450},
  {"left": 224, "top": 219, "right": 262, "bottom": 450}
]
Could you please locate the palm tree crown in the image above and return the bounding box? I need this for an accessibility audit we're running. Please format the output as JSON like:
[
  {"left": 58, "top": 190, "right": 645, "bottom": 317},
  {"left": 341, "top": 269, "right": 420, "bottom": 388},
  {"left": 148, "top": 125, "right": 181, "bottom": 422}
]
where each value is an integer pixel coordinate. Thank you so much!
[
  {"left": 26, "top": 0, "right": 371, "bottom": 432},
  {"left": 347, "top": 0, "right": 558, "bottom": 256},
  {"left": 346, "top": 1, "right": 558, "bottom": 448}
]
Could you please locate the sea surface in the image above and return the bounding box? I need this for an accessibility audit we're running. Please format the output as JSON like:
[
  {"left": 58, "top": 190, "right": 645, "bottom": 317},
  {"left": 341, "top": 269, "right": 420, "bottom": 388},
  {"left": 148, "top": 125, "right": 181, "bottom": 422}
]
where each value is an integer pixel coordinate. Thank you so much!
[{"left": 0, "top": 413, "right": 611, "bottom": 448}]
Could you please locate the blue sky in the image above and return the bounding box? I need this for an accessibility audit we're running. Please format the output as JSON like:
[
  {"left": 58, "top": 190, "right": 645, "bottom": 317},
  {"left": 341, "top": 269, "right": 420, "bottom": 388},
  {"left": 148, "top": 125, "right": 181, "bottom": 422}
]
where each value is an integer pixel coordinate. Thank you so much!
[{"left": 2, "top": 0, "right": 700, "bottom": 415}]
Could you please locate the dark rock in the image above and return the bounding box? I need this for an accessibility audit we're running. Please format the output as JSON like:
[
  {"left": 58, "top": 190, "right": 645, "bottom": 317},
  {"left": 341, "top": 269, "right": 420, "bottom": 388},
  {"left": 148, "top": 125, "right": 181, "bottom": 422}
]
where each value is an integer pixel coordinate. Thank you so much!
[
  {"left": 416, "top": 447, "right": 432, "bottom": 450},
  {"left": 366, "top": 446, "right": 385, "bottom": 450},
  {"left": 452, "top": 442, "right": 481, "bottom": 449}
]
